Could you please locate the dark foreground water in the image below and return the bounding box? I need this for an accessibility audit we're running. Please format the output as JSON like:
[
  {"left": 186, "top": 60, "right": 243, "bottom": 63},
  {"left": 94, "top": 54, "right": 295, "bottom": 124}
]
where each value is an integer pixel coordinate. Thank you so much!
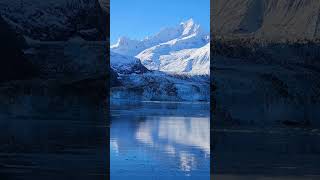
[
  {"left": 110, "top": 101, "right": 210, "bottom": 180},
  {"left": 213, "top": 126, "right": 320, "bottom": 180},
  {"left": 0, "top": 93, "right": 108, "bottom": 180}
]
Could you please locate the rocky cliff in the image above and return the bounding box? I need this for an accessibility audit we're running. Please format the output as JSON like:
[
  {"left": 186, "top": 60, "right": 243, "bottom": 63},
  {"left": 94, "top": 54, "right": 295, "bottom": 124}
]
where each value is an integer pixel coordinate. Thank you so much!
[
  {"left": 0, "top": 0, "right": 107, "bottom": 41},
  {"left": 212, "top": 0, "right": 320, "bottom": 41},
  {"left": 0, "top": 0, "right": 109, "bottom": 95},
  {"left": 212, "top": 0, "right": 320, "bottom": 127}
]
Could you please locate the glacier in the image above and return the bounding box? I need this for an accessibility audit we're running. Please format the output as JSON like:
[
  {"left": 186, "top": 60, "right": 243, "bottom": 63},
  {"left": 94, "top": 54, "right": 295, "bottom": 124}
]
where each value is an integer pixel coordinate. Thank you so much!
[
  {"left": 111, "top": 72, "right": 209, "bottom": 102},
  {"left": 110, "top": 19, "right": 210, "bottom": 101}
]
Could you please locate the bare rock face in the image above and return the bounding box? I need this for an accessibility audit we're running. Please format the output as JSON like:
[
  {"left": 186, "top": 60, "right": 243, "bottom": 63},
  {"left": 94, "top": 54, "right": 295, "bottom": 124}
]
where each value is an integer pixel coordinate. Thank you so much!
[
  {"left": 110, "top": 68, "right": 121, "bottom": 87},
  {"left": 0, "top": 0, "right": 109, "bottom": 93},
  {"left": 111, "top": 52, "right": 149, "bottom": 75},
  {"left": 0, "top": 0, "right": 107, "bottom": 41},
  {"left": 27, "top": 40, "right": 107, "bottom": 80},
  {"left": 212, "top": 1, "right": 320, "bottom": 127},
  {"left": 212, "top": 0, "right": 320, "bottom": 41}
]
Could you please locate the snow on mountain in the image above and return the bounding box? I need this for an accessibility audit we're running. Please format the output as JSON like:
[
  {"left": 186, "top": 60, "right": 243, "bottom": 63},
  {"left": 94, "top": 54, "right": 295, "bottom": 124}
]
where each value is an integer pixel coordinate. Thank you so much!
[
  {"left": 111, "top": 19, "right": 209, "bottom": 53},
  {"left": 111, "top": 19, "right": 198, "bottom": 56},
  {"left": 111, "top": 52, "right": 148, "bottom": 75},
  {"left": 110, "top": 26, "right": 186, "bottom": 56},
  {"left": 111, "top": 72, "right": 209, "bottom": 101},
  {"left": 157, "top": 43, "right": 210, "bottom": 75},
  {"left": 110, "top": 37, "right": 144, "bottom": 57},
  {"left": 111, "top": 18, "right": 210, "bottom": 75},
  {"left": 136, "top": 35, "right": 209, "bottom": 73},
  {"left": 110, "top": 19, "right": 210, "bottom": 101}
]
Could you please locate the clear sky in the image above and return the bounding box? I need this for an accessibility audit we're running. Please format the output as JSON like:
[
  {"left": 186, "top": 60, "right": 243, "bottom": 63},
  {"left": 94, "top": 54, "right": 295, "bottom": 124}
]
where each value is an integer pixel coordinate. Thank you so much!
[{"left": 110, "top": 0, "right": 210, "bottom": 44}]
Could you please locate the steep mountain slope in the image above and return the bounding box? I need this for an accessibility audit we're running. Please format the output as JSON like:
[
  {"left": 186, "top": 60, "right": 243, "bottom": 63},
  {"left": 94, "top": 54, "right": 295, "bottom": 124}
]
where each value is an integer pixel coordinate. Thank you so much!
[
  {"left": 111, "top": 19, "right": 208, "bottom": 56},
  {"left": 110, "top": 52, "right": 148, "bottom": 74},
  {"left": 0, "top": 0, "right": 107, "bottom": 41},
  {"left": 110, "top": 19, "right": 210, "bottom": 101},
  {"left": 212, "top": 0, "right": 320, "bottom": 41},
  {"left": 111, "top": 19, "right": 210, "bottom": 75},
  {"left": 155, "top": 43, "right": 210, "bottom": 75},
  {"left": 137, "top": 35, "right": 209, "bottom": 73},
  {"left": 111, "top": 72, "right": 209, "bottom": 101},
  {"left": 212, "top": 0, "right": 320, "bottom": 126}
]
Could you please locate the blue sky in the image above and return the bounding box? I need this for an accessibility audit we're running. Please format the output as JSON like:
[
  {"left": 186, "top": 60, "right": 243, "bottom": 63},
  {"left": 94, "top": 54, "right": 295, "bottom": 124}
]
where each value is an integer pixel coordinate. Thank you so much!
[{"left": 110, "top": 0, "right": 210, "bottom": 44}]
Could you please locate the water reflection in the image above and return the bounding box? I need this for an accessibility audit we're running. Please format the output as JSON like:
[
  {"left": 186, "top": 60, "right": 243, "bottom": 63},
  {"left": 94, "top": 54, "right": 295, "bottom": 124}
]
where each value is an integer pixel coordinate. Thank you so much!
[{"left": 110, "top": 101, "right": 210, "bottom": 180}]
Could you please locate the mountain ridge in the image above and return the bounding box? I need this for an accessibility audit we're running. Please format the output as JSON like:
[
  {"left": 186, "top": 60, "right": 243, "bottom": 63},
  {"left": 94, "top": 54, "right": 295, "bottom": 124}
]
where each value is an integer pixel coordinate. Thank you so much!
[
  {"left": 111, "top": 19, "right": 210, "bottom": 75},
  {"left": 0, "top": 0, "right": 107, "bottom": 41},
  {"left": 212, "top": 0, "right": 320, "bottom": 41}
]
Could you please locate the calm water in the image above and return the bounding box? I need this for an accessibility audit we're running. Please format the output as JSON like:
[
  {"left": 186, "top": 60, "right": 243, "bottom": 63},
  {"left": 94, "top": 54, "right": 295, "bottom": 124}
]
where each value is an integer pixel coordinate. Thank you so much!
[
  {"left": 0, "top": 93, "right": 107, "bottom": 180},
  {"left": 213, "top": 126, "right": 320, "bottom": 180},
  {"left": 110, "top": 101, "right": 210, "bottom": 180}
]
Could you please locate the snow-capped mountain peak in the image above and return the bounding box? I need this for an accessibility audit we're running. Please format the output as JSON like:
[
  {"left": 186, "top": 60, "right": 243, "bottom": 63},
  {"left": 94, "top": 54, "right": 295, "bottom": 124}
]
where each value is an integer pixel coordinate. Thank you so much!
[
  {"left": 110, "top": 19, "right": 210, "bottom": 101},
  {"left": 111, "top": 18, "right": 208, "bottom": 56},
  {"left": 111, "top": 18, "right": 210, "bottom": 75},
  {"left": 181, "top": 18, "right": 195, "bottom": 26},
  {"left": 114, "top": 36, "right": 133, "bottom": 46},
  {"left": 180, "top": 18, "right": 202, "bottom": 37},
  {"left": 143, "top": 26, "right": 182, "bottom": 45},
  {"left": 110, "top": 36, "right": 140, "bottom": 50}
]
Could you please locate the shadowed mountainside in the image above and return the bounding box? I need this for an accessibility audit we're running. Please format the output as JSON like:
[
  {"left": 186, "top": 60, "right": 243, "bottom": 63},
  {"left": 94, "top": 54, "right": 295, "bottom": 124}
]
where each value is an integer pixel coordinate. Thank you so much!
[
  {"left": 213, "top": 0, "right": 320, "bottom": 41},
  {"left": 211, "top": 1, "right": 320, "bottom": 179},
  {"left": 211, "top": 0, "right": 320, "bottom": 127},
  {"left": 0, "top": 16, "right": 37, "bottom": 82},
  {"left": 0, "top": 0, "right": 107, "bottom": 41}
]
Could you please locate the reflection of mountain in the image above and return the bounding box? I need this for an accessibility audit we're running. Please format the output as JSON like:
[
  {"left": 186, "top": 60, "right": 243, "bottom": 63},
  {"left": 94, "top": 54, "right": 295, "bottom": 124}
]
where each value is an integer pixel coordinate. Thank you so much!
[
  {"left": 135, "top": 117, "right": 210, "bottom": 154},
  {"left": 111, "top": 116, "right": 209, "bottom": 155},
  {"left": 110, "top": 102, "right": 209, "bottom": 178},
  {"left": 111, "top": 117, "right": 209, "bottom": 176}
]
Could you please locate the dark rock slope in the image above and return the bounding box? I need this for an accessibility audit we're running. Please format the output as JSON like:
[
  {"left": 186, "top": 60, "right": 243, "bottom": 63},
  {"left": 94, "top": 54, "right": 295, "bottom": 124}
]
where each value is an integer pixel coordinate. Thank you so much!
[
  {"left": 212, "top": 0, "right": 320, "bottom": 41},
  {"left": 0, "top": 0, "right": 107, "bottom": 41},
  {"left": 0, "top": 16, "right": 36, "bottom": 82},
  {"left": 211, "top": 0, "right": 320, "bottom": 127}
]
